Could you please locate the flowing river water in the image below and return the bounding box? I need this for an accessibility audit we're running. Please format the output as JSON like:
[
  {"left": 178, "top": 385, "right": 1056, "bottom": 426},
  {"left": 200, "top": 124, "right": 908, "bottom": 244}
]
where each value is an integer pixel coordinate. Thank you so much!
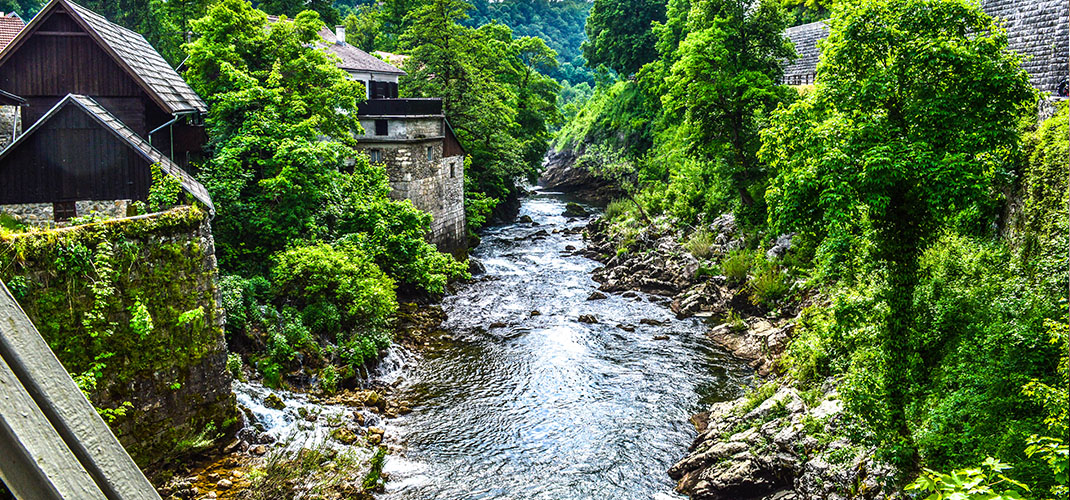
[{"left": 235, "top": 192, "right": 751, "bottom": 499}]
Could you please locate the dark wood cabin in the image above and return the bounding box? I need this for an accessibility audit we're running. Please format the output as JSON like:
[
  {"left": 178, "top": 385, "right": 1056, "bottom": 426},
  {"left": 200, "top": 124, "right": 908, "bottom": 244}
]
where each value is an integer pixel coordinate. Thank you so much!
[
  {"left": 0, "top": 0, "right": 207, "bottom": 168},
  {"left": 0, "top": 94, "right": 213, "bottom": 216}
]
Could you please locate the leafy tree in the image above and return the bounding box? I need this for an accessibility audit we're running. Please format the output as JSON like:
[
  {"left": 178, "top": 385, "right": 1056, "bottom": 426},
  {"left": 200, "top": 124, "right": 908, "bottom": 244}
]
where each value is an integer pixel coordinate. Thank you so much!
[
  {"left": 343, "top": 4, "right": 384, "bottom": 51},
  {"left": 0, "top": 0, "right": 41, "bottom": 17},
  {"left": 761, "top": 0, "right": 1034, "bottom": 461},
  {"left": 661, "top": 0, "right": 794, "bottom": 228},
  {"left": 256, "top": 0, "right": 339, "bottom": 24},
  {"left": 582, "top": 0, "right": 667, "bottom": 76},
  {"left": 79, "top": 0, "right": 214, "bottom": 64}
]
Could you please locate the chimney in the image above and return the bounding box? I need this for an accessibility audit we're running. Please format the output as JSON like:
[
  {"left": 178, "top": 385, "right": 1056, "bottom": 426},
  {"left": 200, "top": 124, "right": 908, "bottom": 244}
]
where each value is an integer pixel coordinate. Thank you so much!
[{"left": 335, "top": 25, "right": 345, "bottom": 44}]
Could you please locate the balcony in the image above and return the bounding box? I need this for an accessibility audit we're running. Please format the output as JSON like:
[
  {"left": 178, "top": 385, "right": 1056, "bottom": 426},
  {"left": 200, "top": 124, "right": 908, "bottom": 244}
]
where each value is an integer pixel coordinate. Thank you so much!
[{"left": 357, "top": 98, "right": 443, "bottom": 116}]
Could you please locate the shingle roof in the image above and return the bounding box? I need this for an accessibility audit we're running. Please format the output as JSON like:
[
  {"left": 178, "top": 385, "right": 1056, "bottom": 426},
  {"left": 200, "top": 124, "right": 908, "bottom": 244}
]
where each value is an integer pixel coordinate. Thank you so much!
[
  {"left": 783, "top": 21, "right": 829, "bottom": 83},
  {"left": 0, "top": 15, "right": 23, "bottom": 51},
  {"left": 63, "top": 1, "right": 206, "bottom": 114},
  {"left": 0, "top": 94, "right": 214, "bottom": 214},
  {"left": 317, "top": 27, "right": 405, "bottom": 75}
]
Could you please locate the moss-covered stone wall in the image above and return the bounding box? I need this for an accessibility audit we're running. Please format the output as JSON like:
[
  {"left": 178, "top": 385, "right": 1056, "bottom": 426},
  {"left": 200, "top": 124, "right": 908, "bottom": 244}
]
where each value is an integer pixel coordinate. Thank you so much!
[{"left": 0, "top": 206, "right": 237, "bottom": 468}]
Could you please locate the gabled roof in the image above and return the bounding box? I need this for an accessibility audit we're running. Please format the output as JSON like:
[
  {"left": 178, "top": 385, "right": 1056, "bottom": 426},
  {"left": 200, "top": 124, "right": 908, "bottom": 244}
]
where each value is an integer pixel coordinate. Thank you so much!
[
  {"left": 0, "top": 0, "right": 206, "bottom": 114},
  {"left": 0, "top": 14, "right": 23, "bottom": 51},
  {"left": 0, "top": 94, "right": 214, "bottom": 214},
  {"left": 317, "top": 27, "right": 405, "bottom": 76}
]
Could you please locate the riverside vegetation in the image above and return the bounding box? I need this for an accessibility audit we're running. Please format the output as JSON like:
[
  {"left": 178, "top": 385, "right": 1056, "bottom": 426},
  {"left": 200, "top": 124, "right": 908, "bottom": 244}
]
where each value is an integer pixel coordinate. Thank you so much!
[{"left": 552, "top": 0, "right": 1069, "bottom": 497}]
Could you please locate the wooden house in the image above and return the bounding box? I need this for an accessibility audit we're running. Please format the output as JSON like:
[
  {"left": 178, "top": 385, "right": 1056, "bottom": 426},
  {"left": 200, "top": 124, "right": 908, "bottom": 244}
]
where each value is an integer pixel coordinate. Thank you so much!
[
  {"left": 0, "top": 94, "right": 212, "bottom": 223},
  {"left": 0, "top": 0, "right": 207, "bottom": 167}
]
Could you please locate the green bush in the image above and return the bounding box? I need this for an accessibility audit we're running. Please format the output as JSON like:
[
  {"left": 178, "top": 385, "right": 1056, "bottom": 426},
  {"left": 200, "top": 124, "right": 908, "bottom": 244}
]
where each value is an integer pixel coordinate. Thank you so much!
[
  {"left": 721, "top": 249, "right": 754, "bottom": 285},
  {"left": 748, "top": 265, "right": 791, "bottom": 307}
]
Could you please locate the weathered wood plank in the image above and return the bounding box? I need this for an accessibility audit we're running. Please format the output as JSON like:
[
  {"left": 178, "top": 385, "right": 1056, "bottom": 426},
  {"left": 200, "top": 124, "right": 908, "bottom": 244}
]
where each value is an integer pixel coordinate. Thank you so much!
[
  {"left": 0, "top": 353, "right": 108, "bottom": 500},
  {"left": 0, "top": 283, "right": 162, "bottom": 500}
]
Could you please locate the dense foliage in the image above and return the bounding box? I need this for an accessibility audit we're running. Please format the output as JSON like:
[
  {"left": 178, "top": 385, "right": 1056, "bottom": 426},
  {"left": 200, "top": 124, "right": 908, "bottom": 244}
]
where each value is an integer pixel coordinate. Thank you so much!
[
  {"left": 183, "top": 0, "right": 465, "bottom": 385},
  {"left": 582, "top": 0, "right": 666, "bottom": 76},
  {"left": 554, "top": 0, "right": 1067, "bottom": 491}
]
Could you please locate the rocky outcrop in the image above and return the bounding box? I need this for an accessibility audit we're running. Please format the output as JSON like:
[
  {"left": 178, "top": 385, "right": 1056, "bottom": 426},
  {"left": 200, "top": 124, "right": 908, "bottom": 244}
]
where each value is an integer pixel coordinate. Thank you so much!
[
  {"left": 538, "top": 148, "right": 621, "bottom": 203},
  {"left": 670, "top": 385, "right": 895, "bottom": 500}
]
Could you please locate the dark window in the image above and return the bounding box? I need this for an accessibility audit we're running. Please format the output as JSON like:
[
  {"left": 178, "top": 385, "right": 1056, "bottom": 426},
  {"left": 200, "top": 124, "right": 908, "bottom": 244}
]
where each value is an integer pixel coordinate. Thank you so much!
[
  {"left": 53, "top": 201, "right": 76, "bottom": 222},
  {"left": 426, "top": 146, "right": 434, "bottom": 161},
  {"left": 375, "top": 120, "right": 388, "bottom": 136},
  {"left": 450, "top": 162, "right": 455, "bottom": 178},
  {"left": 390, "top": 82, "right": 399, "bottom": 98},
  {"left": 368, "top": 149, "right": 382, "bottom": 163}
]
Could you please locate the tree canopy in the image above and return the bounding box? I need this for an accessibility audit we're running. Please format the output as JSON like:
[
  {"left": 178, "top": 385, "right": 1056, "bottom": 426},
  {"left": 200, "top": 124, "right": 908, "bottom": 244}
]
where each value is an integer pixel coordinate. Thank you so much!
[{"left": 582, "top": 0, "right": 667, "bottom": 76}]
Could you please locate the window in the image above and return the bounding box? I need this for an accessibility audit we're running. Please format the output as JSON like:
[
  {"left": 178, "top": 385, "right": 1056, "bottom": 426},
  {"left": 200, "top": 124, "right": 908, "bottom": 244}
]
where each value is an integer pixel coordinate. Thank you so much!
[
  {"left": 368, "top": 149, "right": 382, "bottom": 163},
  {"left": 450, "top": 161, "right": 455, "bottom": 178},
  {"left": 375, "top": 119, "right": 388, "bottom": 136},
  {"left": 53, "top": 201, "right": 76, "bottom": 222},
  {"left": 426, "top": 146, "right": 434, "bottom": 161}
]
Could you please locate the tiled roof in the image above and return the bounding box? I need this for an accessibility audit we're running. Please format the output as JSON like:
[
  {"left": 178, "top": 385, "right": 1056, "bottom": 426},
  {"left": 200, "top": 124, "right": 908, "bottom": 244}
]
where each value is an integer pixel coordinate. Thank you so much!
[
  {"left": 317, "top": 27, "right": 405, "bottom": 75},
  {"left": 0, "top": 15, "right": 23, "bottom": 51},
  {"left": 64, "top": 0, "right": 207, "bottom": 113},
  {"left": 0, "top": 94, "right": 214, "bottom": 214}
]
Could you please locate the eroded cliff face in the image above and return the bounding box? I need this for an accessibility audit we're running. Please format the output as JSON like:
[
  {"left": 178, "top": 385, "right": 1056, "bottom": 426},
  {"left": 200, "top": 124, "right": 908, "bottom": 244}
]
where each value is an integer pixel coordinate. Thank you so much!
[
  {"left": 0, "top": 207, "right": 238, "bottom": 468},
  {"left": 538, "top": 148, "right": 622, "bottom": 204}
]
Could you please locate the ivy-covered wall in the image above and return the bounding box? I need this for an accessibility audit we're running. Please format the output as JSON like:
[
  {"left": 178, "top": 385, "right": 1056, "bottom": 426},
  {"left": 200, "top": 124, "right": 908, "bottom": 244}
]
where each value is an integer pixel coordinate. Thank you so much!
[{"left": 0, "top": 206, "right": 237, "bottom": 468}]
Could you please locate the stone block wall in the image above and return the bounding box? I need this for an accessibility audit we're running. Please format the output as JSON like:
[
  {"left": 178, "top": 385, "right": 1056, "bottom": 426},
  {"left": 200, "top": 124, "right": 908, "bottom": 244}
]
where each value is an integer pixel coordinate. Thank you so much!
[
  {"left": 358, "top": 116, "right": 443, "bottom": 140},
  {"left": 0, "top": 104, "right": 19, "bottom": 148},
  {"left": 0, "top": 206, "right": 238, "bottom": 468},
  {"left": 1, "top": 199, "right": 131, "bottom": 226}
]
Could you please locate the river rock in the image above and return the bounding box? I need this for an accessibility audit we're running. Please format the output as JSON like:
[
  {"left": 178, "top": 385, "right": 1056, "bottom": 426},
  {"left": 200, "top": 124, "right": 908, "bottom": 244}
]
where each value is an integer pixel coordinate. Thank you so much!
[
  {"left": 518, "top": 215, "right": 534, "bottom": 223},
  {"left": 578, "top": 314, "right": 599, "bottom": 324},
  {"left": 263, "top": 393, "right": 286, "bottom": 410},
  {"left": 564, "top": 202, "right": 588, "bottom": 218},
  {"left": 216, "top": 479, "right": 233, "bottom": 490},
  {"left": 587, "top": 291, "right": 608, "bottom": 300},
  {"left": 469, "top": 258, "right": 486, "bottom": 276}
]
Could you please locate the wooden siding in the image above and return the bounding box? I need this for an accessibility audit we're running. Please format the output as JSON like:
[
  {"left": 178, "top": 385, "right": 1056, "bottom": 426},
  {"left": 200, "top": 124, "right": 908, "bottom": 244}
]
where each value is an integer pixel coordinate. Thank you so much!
[
  {"left": 444, "top": 123, "right": 465, "bottom": 158},
  {"left": 0, "top": 105, "right": 150, "bottom": 204}
]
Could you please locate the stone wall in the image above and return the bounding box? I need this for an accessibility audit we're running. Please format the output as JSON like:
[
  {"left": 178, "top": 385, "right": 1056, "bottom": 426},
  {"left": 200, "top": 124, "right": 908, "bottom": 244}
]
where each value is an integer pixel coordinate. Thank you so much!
[
  {"left": 783, "top": 2, "right": 1069, "bottom": 94},
  {"left": 0, "top": 206, "right": 237, "bottom": 468},
  {"left": 0, "top": 104, "right": 19, "bottom": 148},
  {"left": 1, "top": 199, "right": 132, "bottom": 226}
]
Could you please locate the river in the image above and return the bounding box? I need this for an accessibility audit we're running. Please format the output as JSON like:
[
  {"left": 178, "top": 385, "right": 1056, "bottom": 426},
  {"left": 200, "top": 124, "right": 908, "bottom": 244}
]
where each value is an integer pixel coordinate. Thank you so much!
[{"left": 377, "top": 192, "right": 752, "bottom": 500}]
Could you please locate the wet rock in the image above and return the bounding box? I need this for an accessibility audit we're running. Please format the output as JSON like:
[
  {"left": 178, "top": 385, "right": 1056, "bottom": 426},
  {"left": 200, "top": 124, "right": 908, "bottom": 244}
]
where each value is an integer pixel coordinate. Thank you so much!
[
  {"left": 640, "top": 318, "right": 667, "bottom": 326},
  {"left": 489, "top": 322, "right": 508, "bottom": 329},
  {"left": 330, "top": 427, "right": 360, "bottom": 445},
  {"left": 564, "top": 202, "right": 588, "bottom": 218},
  {"left": 654, "top": 335, "right": 670, "bottom": 341},
  {"left": 518, "top": 215, "right": 534, "bottom": 223},
  {"left": 530, "top": 310, "right": 541, "bottom": 316},
  {"left": 565, "top": 245, "right": 577, "bottom": 251},
  {"left": 617, "top": 324, "right": 636, "bottom": 332},
  {"left": 216, "top": 479, "right": 233, "bottom": 490},
  {"left": 250, "top": 445, "right": 267, "bottom": 456},
  {"left": 578, "top": 314, "right": 599, "bottom": 324},
  {"left": 587, "top": 291, "right": 608, "bottom": 301},
  {"left": 469, "top": 258, "right": 486, "bottom": 276},
  {"left": 263, "top": 393, "right": 286, "bottom": 410}
]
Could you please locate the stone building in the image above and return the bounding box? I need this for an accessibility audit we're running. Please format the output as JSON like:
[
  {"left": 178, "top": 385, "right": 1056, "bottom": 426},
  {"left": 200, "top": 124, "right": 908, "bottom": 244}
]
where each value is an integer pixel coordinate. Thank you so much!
[
  {"left": 783, "top": 0, "right": 1069, "bottom": 96},
  {"left": 317, "top": 24, "right": 468, "bottom": 255}
]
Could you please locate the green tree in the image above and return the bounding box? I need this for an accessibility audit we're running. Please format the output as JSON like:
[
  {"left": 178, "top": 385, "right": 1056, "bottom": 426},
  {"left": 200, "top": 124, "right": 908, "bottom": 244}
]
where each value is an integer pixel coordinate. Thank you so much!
[
  {"left": 0, "top": 0, "right": 41, "bottom": 17},
  {"left": 761, "top": 0, "right": 1034, "bottom": 461},
  {"left": 662, "top": 0, "right": 794, "bottom": 227},
  {"left": 343, "top": 5, "right": 384, "bottom": 52},
  {"left": 256, "top": 0, "right": 339, "bottom": 24},
  {"left": 582, "top": 0, "right": 667, "bottom": 75}
]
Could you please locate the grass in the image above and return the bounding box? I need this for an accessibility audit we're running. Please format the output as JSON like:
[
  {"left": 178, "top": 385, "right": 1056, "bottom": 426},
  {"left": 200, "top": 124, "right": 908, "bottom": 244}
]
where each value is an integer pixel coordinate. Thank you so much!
[
  {"left": 749, "top": 266, "right": 792, "bottom": 307},
  {"left": 685, "top": 230, "right": 717, "bottom": 259},
  {"left": 246, "top": 443, "right": 380, "bottom": 499},
  {"left": 721, "top": 249, "right": 754, "bottom": 285},
  {"left": 736, "top": 381, "right": 779, "bottom": 416}
]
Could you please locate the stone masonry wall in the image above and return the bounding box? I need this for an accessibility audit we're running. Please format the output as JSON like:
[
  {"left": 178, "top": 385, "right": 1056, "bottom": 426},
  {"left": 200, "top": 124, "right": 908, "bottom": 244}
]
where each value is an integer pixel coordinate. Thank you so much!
[
  {"left": 783, "top": 2, "right": 1069, "bottom": 94},
  {"left": 1, "top": 199, "right": 132, "bottom": 226},
  {"left": 0, "top": 104, "right": 20, "bottom": 149},
  {"left": 0, "top": 207, "right": 237, "bottom": 468}
]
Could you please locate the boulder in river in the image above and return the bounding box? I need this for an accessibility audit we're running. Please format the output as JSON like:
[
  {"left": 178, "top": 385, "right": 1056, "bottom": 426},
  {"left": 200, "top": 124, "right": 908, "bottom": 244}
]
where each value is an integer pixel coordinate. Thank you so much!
[
  {"left": 564, "top": 202, "right": 588, "bottom": 218},
  {"left": 587, "top": 291, "right": 608, "bottom": 301},
  {"left": 578, "top": 314, "right": 599, "bottom": 324}
]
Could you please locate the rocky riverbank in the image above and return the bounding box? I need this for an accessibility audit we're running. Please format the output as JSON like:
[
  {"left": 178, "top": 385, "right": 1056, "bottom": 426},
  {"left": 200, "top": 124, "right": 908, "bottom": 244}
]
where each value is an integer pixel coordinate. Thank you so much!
[
  {"left": 537, "top": 148, "right": 621, "bottom": 203},
  {"left": 581, "top": 215, "right": 898, "bottom": 500}
]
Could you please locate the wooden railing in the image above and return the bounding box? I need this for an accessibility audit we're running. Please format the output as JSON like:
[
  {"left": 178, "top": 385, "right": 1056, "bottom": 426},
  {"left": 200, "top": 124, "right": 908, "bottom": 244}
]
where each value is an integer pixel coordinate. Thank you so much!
[{"left": 0, "top": 282, "right": 161, "bottom": 499}]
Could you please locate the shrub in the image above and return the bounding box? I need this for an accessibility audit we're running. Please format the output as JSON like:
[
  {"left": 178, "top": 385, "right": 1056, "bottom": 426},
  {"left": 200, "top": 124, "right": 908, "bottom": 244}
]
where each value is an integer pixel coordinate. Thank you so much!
[
  {"left": 749, "top": 265, "right": 791, "bottom": 307},
  {"left": 685, "top": 230, "right": 716, "bottom": 259},
  {"left": 721, "top": 249, "right": 754, "bottom": 284},
  {"left": 604, "top": 199, "right": 630, "bottom": 221}
]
